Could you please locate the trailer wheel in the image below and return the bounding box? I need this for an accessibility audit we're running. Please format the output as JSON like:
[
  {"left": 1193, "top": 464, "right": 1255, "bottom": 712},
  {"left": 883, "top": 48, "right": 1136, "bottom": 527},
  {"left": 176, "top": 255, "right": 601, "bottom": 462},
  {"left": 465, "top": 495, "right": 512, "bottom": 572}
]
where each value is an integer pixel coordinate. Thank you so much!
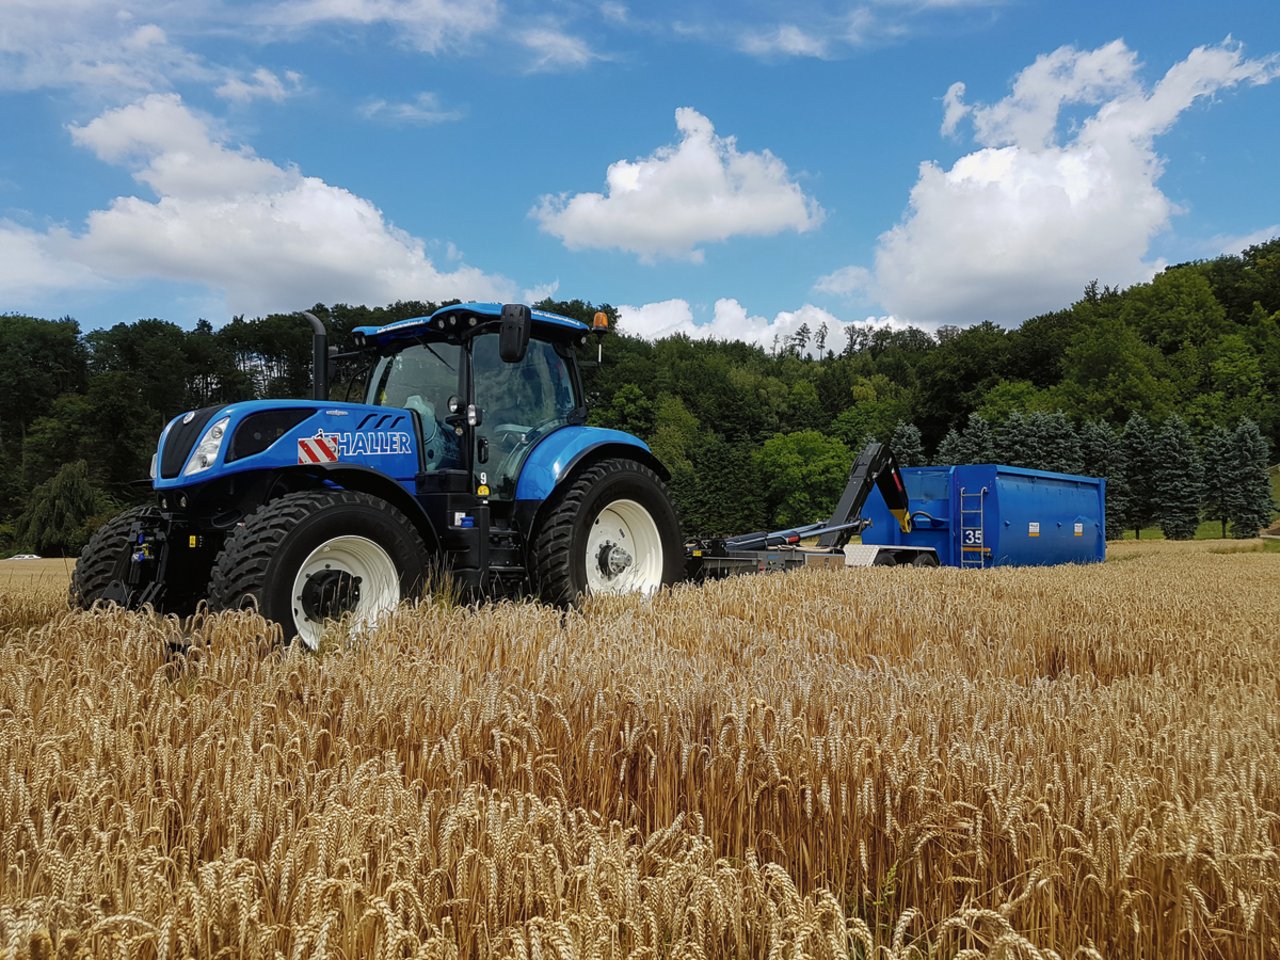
[
  {"left": 69, "top": 505, "right": 160, "bottom": 610},
  {"left": 532, "top": 458, "right": 683, "bottom": 606},
  {"left": 208, "top": 490, "right": 429, "bottom": 649},
  {"left": 911, "top": 553, "right": 940, "bottom": 568},
  {"left": 872, "top": 552, "right": 898, "bottom": 567}
]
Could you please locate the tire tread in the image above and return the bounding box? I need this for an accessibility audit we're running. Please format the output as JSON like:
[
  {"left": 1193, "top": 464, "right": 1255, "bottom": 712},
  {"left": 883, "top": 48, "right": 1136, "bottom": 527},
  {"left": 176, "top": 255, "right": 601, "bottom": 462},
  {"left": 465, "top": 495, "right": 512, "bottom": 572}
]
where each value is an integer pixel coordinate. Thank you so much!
[
  {"left": 531, "top": 459, "right": 679, "bottom": 606},
  {"left": 208, "top": 490, "right": 427, "bottom": 616},
  {"left": 69, "top": 505, "right": 158, "bottom": 609}
]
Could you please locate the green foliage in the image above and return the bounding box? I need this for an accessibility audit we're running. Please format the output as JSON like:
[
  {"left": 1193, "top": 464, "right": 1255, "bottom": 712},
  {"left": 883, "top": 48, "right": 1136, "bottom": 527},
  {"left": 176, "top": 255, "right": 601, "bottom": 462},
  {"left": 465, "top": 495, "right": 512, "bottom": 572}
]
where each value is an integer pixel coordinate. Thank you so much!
[
  {"left": 832, "top": 374, "right": 914, "bottom": 450},
  {"left": 994, "top": 412, "right": 1042, "bottom": 469},
  {"left": 13, "top": 460, "right": 108, "bottom": 557},
  {"left": 647, "top": 394, "right": 702, "bottom": 478},
  {"left": 595, "top": 383, "right": 655, "bottom": 437},
  {"left": 3, "top": 239, "right": 1279, "bottom": 539},
  {"left": 1036, "top": 412, "right": 1084, "bottom": 474},
  {"left": 1119, "top": 267, "right": 1227, "bottom": 355},
  {"left": 755, "top": 431, "right": 853, "bottom": 529},
  {"left": 679, "top": 436, "right": 768, "bottom": 537},
  {"left": 975, "top": 380, "right": 1056, "bottom": 423},
  {"left": 1059, "top": 315, "right": 1175, "bottom": 423}
]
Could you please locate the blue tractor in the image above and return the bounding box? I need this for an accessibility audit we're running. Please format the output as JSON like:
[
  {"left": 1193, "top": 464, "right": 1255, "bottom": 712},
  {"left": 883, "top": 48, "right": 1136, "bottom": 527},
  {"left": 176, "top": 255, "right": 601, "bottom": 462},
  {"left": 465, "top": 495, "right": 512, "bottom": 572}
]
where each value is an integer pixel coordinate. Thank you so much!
[{"left": 70, "top": 303, "right": 686, "bottom": 647}]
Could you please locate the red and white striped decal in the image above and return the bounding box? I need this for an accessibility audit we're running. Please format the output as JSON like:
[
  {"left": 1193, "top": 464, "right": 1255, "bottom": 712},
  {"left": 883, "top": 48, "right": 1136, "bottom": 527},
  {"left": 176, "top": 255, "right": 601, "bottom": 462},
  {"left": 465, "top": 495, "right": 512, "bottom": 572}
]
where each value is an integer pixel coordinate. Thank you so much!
[{"left": 297, "top": 433, "right": 340, "bottom": 464}]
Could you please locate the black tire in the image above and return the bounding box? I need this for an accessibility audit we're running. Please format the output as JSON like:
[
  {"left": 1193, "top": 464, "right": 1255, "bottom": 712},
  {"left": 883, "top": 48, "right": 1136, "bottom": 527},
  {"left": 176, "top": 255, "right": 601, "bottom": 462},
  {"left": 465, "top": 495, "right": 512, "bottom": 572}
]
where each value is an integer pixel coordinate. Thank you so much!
[
  {"left": 69, "top": 505, "right": 158, "bottom": 610},
  {"left": 208, "top": 490, "right": 430, "bottom": 647},
  {"left": 911, "top": 553, "right": 940, "bottom": 568},
  {"left": 532, "top": 458, "right": 684, "bottom": 606},
  {"left": 872, "top": 552, "right": 898, "bottom": 567}
]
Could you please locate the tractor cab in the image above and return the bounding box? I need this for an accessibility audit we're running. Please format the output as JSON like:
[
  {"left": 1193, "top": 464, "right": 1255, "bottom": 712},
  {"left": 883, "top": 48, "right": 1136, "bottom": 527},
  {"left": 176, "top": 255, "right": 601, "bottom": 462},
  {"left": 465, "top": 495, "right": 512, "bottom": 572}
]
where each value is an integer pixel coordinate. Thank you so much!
[{"left": 355, "top": 303, "right": 588, "bottom": 504}]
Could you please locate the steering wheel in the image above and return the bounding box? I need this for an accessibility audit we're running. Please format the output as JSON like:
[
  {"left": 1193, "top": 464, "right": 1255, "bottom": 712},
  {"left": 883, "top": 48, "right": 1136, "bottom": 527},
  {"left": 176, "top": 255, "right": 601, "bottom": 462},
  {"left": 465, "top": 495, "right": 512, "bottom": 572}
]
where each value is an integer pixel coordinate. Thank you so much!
[{"left": 493, "top": 423, "right": 531, "bottom": 444}]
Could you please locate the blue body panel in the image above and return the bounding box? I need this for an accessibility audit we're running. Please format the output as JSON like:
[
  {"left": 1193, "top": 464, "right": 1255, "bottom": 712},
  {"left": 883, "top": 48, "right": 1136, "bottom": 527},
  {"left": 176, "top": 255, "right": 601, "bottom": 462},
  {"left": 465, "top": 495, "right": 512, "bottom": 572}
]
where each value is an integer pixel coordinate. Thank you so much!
[
  {"left": 353, "top": 302, "right": 588, "bottom": 347},
  {"left": 862, "top": 464, "right": 1106, "bottom": 567},
  {"left": 516, "top": 426, "right": 654, "bottom": 501},
  {"left": 153, "top": 399, "right": 419, "bottom": 494}
]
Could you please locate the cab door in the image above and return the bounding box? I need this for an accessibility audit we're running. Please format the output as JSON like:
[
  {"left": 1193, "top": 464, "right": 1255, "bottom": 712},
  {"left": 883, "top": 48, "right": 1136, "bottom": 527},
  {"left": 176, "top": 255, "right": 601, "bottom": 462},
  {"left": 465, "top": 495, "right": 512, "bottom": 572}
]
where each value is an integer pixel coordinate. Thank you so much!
[{"left": 469, "top": 333, "right": 578, "bottom": 501}]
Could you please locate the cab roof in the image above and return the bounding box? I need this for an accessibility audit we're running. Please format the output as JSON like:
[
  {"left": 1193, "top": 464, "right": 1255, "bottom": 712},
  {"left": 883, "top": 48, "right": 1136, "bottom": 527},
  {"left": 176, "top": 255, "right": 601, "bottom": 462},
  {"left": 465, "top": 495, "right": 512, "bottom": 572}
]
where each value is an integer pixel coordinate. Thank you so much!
[{"left": 352, "top": 302, "right": 588, "bottom": 348}]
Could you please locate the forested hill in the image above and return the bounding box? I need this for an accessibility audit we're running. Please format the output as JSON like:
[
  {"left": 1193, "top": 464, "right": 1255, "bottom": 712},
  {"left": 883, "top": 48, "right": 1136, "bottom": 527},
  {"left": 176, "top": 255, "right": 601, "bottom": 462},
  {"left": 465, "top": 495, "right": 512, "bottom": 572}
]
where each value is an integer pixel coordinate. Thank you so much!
[{"left": 3, "top": 240, "right": 1278, "bottom": 554}]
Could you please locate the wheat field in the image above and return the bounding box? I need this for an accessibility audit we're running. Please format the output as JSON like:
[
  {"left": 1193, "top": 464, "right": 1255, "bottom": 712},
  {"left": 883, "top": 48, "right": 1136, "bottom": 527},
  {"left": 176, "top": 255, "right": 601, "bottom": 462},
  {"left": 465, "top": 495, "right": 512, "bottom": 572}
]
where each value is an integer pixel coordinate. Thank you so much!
[{"left": 1, "top": 541, "right": 1278, "bottom": 959}]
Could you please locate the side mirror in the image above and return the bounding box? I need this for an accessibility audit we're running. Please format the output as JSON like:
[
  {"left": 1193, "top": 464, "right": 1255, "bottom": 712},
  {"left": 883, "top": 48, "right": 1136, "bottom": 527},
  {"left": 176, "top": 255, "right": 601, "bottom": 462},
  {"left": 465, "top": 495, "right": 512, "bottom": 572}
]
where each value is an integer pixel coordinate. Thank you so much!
[{"left": 499, "top": 303, "right": 532, "bottom": 363}]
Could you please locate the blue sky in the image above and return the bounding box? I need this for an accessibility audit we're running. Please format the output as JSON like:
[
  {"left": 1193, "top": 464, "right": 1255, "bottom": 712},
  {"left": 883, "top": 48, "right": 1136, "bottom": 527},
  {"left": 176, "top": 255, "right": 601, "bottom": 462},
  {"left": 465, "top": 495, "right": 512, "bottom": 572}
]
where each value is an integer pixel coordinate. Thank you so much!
[{"left": 1, "top": 1, "right": 1277, "bottom": 346}]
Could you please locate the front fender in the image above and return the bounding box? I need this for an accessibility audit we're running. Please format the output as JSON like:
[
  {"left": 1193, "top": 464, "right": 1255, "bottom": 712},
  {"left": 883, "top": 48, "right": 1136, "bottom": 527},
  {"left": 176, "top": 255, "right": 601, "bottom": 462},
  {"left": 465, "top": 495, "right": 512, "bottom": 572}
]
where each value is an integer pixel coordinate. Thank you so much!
[{"left": 515, "top": 426, "right": 668, "bottom": 502}]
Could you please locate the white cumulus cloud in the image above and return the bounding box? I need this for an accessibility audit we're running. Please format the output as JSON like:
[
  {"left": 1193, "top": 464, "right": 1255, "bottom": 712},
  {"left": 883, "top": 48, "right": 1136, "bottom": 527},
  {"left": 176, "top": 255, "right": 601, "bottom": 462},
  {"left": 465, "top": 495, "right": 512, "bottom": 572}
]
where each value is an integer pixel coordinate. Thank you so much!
[
  {"left": 0, "top": 220, "right": 102, "bottom": 299},
  {"left": 2, "top": 94, "right": 512, "bottom": 314},
  {"left": 533, "top": 107, "right": 824, "bottom": 262},
  {"left": 839, "top": 39, "right": 1279, "bottom": 328},
  {"left": 618, "top": 298, "right": 894, "bottom": 352}
]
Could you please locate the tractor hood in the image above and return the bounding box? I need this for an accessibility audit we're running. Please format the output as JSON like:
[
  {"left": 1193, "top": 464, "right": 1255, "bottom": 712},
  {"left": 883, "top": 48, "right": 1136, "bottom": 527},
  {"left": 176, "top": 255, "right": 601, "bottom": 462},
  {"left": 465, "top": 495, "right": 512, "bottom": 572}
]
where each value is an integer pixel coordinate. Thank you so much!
[{"left": 153, "top": 399, "right": 420, "bottom": 491}]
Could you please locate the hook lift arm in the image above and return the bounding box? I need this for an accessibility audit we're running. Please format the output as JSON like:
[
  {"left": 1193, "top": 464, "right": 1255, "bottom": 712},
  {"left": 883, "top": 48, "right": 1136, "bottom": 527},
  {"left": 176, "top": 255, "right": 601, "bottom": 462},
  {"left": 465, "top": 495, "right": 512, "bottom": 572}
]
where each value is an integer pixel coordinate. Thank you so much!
[{"left": 685, "top": 442, "right": 920, "bottom": 577}]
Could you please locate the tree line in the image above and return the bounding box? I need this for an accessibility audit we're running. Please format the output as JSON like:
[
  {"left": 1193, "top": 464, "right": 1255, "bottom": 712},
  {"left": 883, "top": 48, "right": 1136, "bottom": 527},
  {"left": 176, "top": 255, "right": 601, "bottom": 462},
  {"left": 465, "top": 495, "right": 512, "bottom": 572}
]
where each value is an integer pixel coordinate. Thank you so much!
[{"left": 2, "top": 240, "right": 1278, "bottom": 554}]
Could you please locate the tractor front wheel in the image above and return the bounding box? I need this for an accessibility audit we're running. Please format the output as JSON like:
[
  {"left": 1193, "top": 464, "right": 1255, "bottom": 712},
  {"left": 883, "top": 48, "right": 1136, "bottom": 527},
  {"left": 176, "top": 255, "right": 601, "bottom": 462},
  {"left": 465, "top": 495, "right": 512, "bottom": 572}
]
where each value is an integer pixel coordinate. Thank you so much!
[
  {"left": 532, "top": 458, "right": 684, "bottom": 606},
  {"left": 208, "top": 490, "right": 429, "bottom": 648},
  {"left": 70, "top": 505, "right": 159, "bottom": 610}
]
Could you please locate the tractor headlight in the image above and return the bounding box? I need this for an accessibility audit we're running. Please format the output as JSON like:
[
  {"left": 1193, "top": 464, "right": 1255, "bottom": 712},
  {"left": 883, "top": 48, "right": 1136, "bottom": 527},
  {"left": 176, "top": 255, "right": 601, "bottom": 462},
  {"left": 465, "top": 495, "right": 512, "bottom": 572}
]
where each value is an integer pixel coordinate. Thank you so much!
[
  {"left": 184, "top": 416, "right": 231, "bottom": 476},
  {"left": 149, "top": 453, "right": 157, "bottom": 479}
]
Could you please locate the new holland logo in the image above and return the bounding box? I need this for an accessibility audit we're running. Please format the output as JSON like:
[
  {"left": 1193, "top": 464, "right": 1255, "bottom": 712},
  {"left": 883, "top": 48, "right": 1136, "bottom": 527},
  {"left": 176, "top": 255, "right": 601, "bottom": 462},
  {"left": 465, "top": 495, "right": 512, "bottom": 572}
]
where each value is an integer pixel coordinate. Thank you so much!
[{"left": 297, "top": 430, "right": 412, "bottom": 464}]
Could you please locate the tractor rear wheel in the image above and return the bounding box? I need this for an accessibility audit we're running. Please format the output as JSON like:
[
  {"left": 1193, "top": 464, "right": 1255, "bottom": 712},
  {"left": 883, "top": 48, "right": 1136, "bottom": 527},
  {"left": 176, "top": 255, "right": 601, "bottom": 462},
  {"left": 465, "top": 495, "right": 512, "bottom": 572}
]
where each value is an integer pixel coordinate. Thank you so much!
[
  {"left": 70, "top": 505, "right": 159, "bottom": 610},
  {"left": 532, "top": 458, "right": 683, "bottom": 606},
  {"left": 208, "top": 490, "right": 429, "bottom": 648}
]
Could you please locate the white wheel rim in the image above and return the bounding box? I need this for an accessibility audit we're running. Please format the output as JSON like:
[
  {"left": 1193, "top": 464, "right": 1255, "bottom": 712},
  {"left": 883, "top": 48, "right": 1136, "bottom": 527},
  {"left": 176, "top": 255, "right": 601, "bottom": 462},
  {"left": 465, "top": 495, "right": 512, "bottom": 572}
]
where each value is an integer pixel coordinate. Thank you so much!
[
  {"left": 290, "top": 535, "right": 400, "bottom": 649},
  {"left": 584, "top": 498, "right": 664, "bottom": 596}
]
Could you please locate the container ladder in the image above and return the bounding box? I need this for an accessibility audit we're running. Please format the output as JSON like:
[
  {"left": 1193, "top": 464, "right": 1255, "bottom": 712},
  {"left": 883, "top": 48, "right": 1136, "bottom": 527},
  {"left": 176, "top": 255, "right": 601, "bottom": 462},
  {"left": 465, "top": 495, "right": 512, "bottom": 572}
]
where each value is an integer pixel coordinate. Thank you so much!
[{"left": 959, "top": 486, "right": 988, "bottom": 568}]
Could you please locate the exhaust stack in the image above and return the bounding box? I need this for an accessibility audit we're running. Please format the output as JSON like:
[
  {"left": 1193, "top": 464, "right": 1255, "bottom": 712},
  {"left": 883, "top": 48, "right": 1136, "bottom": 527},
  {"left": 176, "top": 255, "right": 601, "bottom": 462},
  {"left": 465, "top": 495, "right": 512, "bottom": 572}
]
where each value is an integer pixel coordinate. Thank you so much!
[{"left": 302, "top": 311, "right": 327, "bottom": 401}]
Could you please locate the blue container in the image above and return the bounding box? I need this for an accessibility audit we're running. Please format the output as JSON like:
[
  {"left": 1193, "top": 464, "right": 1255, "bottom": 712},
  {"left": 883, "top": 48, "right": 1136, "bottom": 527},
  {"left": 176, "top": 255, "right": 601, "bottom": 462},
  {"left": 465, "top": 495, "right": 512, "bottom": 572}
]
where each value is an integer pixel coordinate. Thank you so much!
[{"left": 862, "top": 465, "right": 1106, "bottom": 567}]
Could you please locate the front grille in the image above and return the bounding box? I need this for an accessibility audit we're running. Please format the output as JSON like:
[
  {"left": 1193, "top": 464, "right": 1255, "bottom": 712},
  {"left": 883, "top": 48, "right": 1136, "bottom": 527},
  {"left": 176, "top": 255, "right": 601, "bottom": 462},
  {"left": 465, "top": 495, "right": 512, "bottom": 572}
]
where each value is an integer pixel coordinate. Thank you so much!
[{"left": 159, "top": 406, "right": 223, "bottom": 479}]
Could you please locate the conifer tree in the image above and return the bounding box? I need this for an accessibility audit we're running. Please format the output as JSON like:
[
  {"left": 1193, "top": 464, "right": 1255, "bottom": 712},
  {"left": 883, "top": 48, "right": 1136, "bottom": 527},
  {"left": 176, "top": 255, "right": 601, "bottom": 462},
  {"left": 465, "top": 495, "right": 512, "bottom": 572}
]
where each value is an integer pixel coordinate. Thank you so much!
[
  {"left": 1080, "top": 419, "right": 1130, "bottom": 538},
  {"left": 1122, "top": 414, "right": 1159, "bottom": 537},
  {"left": 890, "top": 422, "right": 925, "bottom": 466},
  {"left": 960, "top": 414, "right": 997, "bottom": 464},
  {"left": 995, "top": 412, "right": 1040, "bottom": 468},
  {"left": 1038, "top": 411, "right": 1084, "bottom": 474},
  {"left": 934, "top": 428, "right": 964, "bottom": 466},
  {"left": 1152, "top": 416, "right": 1204, "bottom": 540},
  {"left": 1199, "top": 425, "right": 1238, "bottom": 538},
  {"left": 1227, "top": 418, "right": 1276, "bottom": 537}
]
